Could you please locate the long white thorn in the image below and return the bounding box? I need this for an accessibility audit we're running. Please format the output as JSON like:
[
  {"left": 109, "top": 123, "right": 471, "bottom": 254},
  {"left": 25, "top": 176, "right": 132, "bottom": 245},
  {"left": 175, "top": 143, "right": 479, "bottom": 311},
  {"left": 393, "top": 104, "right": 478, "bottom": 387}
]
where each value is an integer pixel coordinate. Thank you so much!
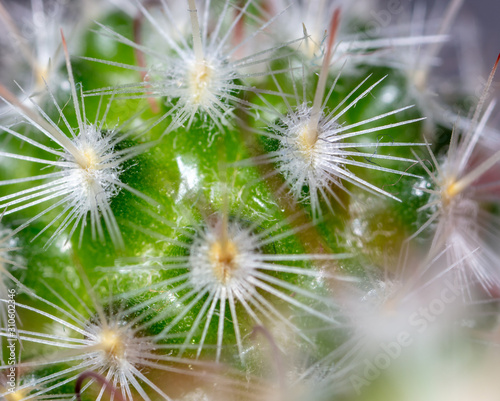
[
  {"left": 187, "top": 0, "right": 204, "bottom": 62},
  {"left": 309, "top": 8, "right": 341, "bottom": 139},
  {"left": 61, "top": 30, "right": 84, "bottom": 134}
]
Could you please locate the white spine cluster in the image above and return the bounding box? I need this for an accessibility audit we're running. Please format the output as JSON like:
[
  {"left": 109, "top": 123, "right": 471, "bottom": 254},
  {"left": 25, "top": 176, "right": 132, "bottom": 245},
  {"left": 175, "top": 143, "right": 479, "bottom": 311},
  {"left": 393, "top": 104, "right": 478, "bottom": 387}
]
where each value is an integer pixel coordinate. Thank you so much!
[
  {"left": 116, "top": 209, "right": 347, "bottom": 363},
  {"left": 409, "top": 56, "right": 500, "bottom": 292},
  {"left": 0, "top": 35, "right": 154, "bottom": 248},
  {"left": 86, "top": 0, "right": 301, "bottom": 132},
  {"left": 254, "top": 16, "right": 424, "bottom": 217},
  {"left": 188, "top": 217, "right": 261, "bottom": 294}
]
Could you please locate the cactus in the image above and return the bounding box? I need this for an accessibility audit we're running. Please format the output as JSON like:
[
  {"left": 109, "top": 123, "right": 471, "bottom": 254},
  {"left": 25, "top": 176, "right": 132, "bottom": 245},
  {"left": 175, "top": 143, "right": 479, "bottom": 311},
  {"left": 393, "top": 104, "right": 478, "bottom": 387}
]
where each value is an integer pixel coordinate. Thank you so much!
[{"left": 1, "top": 1, "right": 500, "bottom": 400}]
